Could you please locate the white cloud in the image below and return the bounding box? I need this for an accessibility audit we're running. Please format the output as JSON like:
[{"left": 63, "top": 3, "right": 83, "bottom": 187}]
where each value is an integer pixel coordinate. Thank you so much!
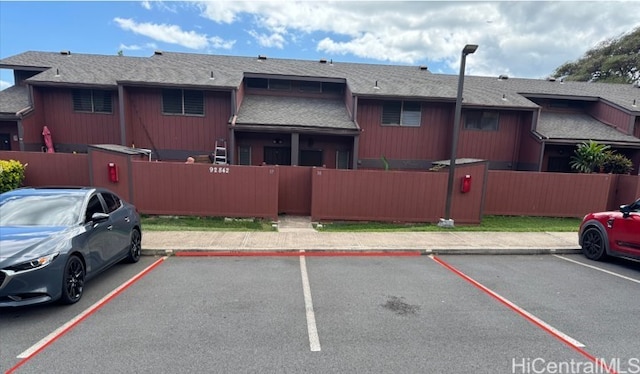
[
  {"left": 209, "top": 36, "right": 235, "bottom": 50},
  {"left": 141, "top": 1, "right": 151, "bottom": 11},
  {"left": 119, "top": 43, "right": 142, "bottom": 51},
  {"left": 114, "top": 17, "right": 235, "bottom": 51},
  {"left": 248, "top": 30, "right": 286, "bottom": 49},
  {"left": 193, "top": 1, "right": 640, "bottom": 78}
]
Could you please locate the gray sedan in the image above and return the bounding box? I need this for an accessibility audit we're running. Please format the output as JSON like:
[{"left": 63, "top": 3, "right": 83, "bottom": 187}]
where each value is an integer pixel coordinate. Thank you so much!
[{"left": 0, "top": 187, "right": 141, "bottom": 307}]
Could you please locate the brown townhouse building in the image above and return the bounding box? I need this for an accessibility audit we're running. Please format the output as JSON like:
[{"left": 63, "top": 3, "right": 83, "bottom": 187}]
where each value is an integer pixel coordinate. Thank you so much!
[{"left": 1, "top": 50, "right": 639, "bottom": 174}]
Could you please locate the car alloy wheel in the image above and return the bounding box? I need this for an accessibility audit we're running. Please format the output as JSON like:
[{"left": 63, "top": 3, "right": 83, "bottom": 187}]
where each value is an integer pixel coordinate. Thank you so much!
[
  {"left": 61, "top": 255, "right": 85, "bottom": 304},
  {"left": 581, "top": 227, "right": 607, "bottom": 261},
  {"left": 125, "top": 229, "right": 142, "bottom": 263}
]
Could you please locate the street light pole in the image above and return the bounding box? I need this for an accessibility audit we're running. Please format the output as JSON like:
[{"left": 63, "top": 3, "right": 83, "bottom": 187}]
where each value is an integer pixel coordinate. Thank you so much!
[{"left": 440, "top": 44, "right": 477, "bottom": 228}]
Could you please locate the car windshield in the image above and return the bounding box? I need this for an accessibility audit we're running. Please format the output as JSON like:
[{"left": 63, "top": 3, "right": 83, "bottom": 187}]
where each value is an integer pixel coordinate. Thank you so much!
[{"left": 0, "top": 194, "right": 84, "bottom": 226}]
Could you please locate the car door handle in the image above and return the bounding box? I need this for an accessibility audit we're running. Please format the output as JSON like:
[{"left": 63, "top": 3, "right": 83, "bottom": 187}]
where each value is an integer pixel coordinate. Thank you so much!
[
  {"left": 107, "top": 225, "right": 113, "bottom": 231},
  {"left": 124, "top": 217, "right": 131, "bottom": 223}
]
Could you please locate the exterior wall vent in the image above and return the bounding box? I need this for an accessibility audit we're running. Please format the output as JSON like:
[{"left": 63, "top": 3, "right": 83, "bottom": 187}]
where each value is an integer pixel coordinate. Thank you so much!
[{"left": 60, "top": 51, "right": 71, "bottom": 55}]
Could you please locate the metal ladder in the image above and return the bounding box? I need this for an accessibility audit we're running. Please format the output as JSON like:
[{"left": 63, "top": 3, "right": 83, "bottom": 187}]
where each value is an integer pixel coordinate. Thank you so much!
[{"left": 213, "top": 139, "right": 227, "bottom": 164}]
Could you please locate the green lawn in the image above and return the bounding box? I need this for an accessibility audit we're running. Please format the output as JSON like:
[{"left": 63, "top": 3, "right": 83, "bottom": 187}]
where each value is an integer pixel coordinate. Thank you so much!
[
  {"left": 317, "top": 215, "right": 581, "bottom": 232},
  {"left": 141, "top": 215, "right": 274, "bottom": 231},
  {"left": 141, "top": 215, "right": 581, "bottom": 232}
]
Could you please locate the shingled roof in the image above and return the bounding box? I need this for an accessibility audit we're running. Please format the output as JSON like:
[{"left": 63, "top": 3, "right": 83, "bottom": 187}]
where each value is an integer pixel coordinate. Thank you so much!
[
  {"left": 1, "top": 50, "right": 639, "bottom": 114},
  {"left": 536, "top": 112, "right": 640, "bottom": 145},
  {"left": 235, "top": 95, "right": 357, "bottom": 132},
  {"left": 0, "top": 85, "right": 30, "bottom": 116}
]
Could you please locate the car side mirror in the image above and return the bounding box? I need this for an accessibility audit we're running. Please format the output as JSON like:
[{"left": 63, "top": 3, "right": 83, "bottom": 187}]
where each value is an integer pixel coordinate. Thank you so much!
[
  {"left": 91, "top": 212, "right": 110, "bottom": 223},
  {"left": 620, "top": 204, "right": 632, "bottom": 218}
]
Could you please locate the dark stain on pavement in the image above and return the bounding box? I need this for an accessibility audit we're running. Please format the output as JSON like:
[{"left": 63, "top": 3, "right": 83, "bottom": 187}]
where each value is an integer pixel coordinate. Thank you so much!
[{"left": 382, "top": 296, "right": 420, "bottom": 316}]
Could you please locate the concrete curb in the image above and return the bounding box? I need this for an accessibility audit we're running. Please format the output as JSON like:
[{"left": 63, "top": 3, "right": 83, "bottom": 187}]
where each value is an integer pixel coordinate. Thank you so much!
[{"left": 141, "top": 247, "right": 582, "bottom": 257}]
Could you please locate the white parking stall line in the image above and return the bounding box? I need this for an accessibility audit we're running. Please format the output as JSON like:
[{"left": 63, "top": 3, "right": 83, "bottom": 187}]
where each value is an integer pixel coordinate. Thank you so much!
[
  {"left": 553, "top": 255, "right": 640, "bottom": 284},
  {"left": 299, "top": 251, "right": 321, "bottom": 352}
]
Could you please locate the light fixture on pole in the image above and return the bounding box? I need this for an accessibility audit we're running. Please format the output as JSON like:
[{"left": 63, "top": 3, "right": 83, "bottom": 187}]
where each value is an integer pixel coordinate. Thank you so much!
[{"left": 439, "top": 44, "right": 478, "bottom": 228}]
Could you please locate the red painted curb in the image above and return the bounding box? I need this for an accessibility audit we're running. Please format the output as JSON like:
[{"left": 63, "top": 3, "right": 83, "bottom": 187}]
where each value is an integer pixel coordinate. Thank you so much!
[{"left": 174, "top": 251, "right": 422, "bottom": 257}]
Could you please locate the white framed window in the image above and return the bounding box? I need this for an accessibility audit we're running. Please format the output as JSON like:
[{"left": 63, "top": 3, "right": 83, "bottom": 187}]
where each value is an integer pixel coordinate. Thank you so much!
[{"left": 381, "top": 101, "right": 421, "bottom": 127}]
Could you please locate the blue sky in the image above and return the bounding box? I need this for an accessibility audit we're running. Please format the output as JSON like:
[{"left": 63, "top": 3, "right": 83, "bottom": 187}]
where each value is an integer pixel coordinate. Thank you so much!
[{"left": 1, "top": 1, "right": 639, "bottom": 90}]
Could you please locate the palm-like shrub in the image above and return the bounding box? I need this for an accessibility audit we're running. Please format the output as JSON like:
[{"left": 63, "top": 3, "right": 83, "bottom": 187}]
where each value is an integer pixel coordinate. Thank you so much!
[{"left": 570, "top": 141, "right": 610, "bottom": 173}]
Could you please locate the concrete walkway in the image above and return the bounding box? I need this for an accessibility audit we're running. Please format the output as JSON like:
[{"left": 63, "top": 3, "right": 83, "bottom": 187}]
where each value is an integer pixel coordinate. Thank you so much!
[{"left": 141, "top": 225, "right": 582, "bottom": 256}]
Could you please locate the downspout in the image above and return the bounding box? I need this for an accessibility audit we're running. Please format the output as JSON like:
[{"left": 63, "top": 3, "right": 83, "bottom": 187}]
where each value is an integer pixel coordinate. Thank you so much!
[
  {"left": 538, "top": 140, "right": 546, "bottom": 172},
  {"left": 229, "top": 114, "right": 237, "bottom": 165},
  {"left": 532, "top": 107, "right": 544, "bottom": 172},
  {"left": 352, "top": 95, "right": 360, "bottom": 169},
  {"left": 118, "top": 84, "right": 126, "bottom": 146},
  {"left": 16, "top": 107, "right": 31, "bottom": 151},
  {"left": 229, "top": 89, "right": 238, "bottom": 164}
]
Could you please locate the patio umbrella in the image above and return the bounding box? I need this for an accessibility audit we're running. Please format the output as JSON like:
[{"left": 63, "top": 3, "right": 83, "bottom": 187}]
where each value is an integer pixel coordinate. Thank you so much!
[{"left": 42, "top": 126, "right": 55, "bottom": 153}]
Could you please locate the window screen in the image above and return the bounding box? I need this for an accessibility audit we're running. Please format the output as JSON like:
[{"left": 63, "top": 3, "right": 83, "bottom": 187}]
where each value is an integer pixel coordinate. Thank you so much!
[
  {"left": 382, "top": 101, "right": 402, "bottom": 124},
  {"left": 72, "top": 89, "right": 112, "bottom": 113},
  {"left": 162, "top": 89, "right": 204, "bottom": 115}
]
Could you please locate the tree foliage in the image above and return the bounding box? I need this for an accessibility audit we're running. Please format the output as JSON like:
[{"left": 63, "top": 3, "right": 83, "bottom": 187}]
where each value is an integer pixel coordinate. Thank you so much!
[{"left": 553, "top": 27, "right": 639, "bottom": 84}]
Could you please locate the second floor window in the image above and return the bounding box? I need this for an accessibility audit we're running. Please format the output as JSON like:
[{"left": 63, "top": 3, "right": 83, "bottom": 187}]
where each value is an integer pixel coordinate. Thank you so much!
[
  {"left": 381, "top": 101, "right": 421, "bottom": 127},
  {"left": 465, "top": 110, "right": 499, "bottom": 131},
  {"left": 162, "top": 89, "right": 204, "bottom": 115},
  {"left": 72, "top": 89, "right": 112, "bottom": 113}
]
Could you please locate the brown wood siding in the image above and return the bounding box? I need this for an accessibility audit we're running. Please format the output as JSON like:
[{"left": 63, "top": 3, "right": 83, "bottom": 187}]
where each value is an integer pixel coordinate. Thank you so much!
[
  {"left": 484, "top": 171, "right": 614, "bottom": 217},
  {"left": 21, "top": 89, "right": 47, "bottom": 150},
  {"left": 458, "top": 111, "right": 522, "bottom": 164},
  {"left": 278, "top": 166, "right": 312, "bottom": 215},
  {"left": 130, "top": 162, "right": 278, "bottom": 219},
  {"left": 0, "top": 150, "right": 89, "bottom": 186},
  {"left": 356, "top": 99, "right": 451, "bottom": 160},
  {"left": 518, "top": 133, "right": 543, "bottom": 170},
  {"left": 635, "top": 117, "right": 640, "bottom": 138},
  {"left": 345, "top": 86, "right": 354, "bottom": 120},
  {"left": 126, "top": 87, "right": 232, "bottom": 154},
  {"left": 589, "top": 100, "right": 633, "bottom": 133},
  {"left": 236, "top": 83, "right": 245, "bottom": 113},
  {"left": 38, "top": 87, "right": 121, "bottom": 149}
]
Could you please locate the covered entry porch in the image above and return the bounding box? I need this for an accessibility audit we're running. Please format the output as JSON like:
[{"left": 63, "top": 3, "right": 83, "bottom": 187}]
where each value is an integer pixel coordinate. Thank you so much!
[{"left": 231, "top": 129, "right": 359, "bottom": 169}]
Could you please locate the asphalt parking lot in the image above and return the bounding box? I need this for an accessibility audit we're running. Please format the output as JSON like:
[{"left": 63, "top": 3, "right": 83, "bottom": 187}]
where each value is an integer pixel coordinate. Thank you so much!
[{"left": 2, "top": 254, "right": 639, "bottom": 374}]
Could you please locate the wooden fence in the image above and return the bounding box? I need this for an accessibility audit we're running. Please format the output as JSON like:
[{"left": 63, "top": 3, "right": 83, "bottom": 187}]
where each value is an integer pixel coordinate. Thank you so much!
[{"left": 2, "top": 150, "right": 639, "bottom": 222}]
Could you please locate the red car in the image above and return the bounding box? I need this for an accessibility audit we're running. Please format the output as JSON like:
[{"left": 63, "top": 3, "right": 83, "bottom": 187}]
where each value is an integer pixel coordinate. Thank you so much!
[{"left": 579, "top": 198, "right": 640, "bottom": 261}]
